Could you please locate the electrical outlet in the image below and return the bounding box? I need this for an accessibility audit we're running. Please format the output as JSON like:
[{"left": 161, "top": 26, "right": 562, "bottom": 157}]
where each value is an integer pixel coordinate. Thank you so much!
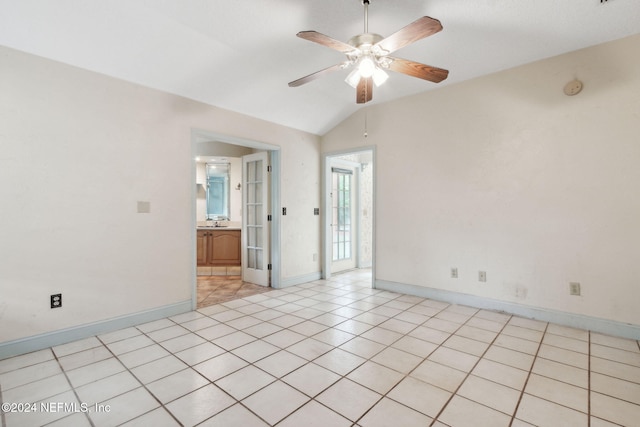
[
  {"left": 282, "top": 207, "right": 287, "bottom": 215},
  {"left": 451, "top": 268, "right": 458, "bottom": 279},
  {"left": 479, "top": 271, "right": 487, "bottom": 282},
  {"left": 314, "top": 208, "right": 320, "bottom": 215},
  {"left": 569, "top": 282, "right": 581, "bottom": 296},
  {"left": 51, "top": 294, "right": 62, "bottom": 309}
]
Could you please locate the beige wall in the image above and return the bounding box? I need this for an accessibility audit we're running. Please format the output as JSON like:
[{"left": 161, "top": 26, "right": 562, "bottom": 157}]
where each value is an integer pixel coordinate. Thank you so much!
[
  {"left": 322, "top": 34, "right": 640, "bottom": 327},
  {"left": 0, "top": 45, "right": 320, "bottom": 344}
]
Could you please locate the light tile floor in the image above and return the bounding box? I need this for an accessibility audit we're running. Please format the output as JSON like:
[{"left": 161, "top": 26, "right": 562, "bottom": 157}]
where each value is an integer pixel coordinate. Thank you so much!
[{"left": 1, "top": 269, "right": 640, "bottom": 426}]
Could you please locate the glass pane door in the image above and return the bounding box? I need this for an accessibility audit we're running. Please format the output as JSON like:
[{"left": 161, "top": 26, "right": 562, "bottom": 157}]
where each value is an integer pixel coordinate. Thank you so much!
[
  {"left": 242, "top": 152, "right": 269, "bottom": 286},
  {"left": 332, "top": 170, "right": 352, "bottom": 261}
]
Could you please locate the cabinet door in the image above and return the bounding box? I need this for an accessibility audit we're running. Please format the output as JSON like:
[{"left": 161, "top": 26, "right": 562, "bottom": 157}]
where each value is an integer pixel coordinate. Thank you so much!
[
  {"left": 211, "top": 231, "right": 241, "bottom": 265},
  {"left": 196, "top": 230, "right": 208, "bottom": 266}
]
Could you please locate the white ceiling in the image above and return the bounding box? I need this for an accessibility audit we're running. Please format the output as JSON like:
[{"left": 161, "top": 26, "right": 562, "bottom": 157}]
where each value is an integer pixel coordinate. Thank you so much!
[{"left": 1, "top": 0, "right": 639, "bottom": 135}]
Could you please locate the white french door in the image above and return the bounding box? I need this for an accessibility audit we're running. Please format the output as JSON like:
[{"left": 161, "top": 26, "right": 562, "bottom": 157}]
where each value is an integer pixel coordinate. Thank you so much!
[
  {"left": 242, "top": 152, "right": 270, "bottom": 286},
  {"left": 331, "top": 163, "right": 357, "bottom": 274}
]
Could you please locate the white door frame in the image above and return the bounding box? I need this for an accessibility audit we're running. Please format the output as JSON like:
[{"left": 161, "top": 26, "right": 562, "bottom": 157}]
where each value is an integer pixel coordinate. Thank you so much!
[
  {"left": 191, "top": 129, "right": 282, "bottom": 310},
  {"left": 322, "top": 146, "right": 376, "bottom": 282}
]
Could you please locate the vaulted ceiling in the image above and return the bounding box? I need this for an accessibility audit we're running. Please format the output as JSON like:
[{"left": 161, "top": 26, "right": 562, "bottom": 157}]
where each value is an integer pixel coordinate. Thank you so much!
[{"left": 1, "top": 0, "right": 639, "bottom": 135}]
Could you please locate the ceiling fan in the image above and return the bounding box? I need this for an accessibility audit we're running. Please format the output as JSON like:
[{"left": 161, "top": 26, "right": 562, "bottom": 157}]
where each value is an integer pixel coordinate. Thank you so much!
[{"left": 288, "top": 0, "right": 449, "bottom": 104}]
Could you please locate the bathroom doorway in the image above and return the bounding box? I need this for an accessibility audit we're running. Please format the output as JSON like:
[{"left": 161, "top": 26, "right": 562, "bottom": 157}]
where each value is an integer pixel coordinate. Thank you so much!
[{"left": 191, "top": 130, "right": 281, "bottom": 309}]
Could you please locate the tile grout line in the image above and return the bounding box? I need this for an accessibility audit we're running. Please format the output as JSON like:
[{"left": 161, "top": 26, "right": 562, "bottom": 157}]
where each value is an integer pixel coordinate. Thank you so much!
[
  {"left": 508, "top": 321, "right": 549, "bottom": 427},
  {"left": 193, "top": 278, "right": 382, "bottom": 426},
  {"left": 267, "top": 282, "right": 416, "bottom": 426},
  {"left": 51, "top": 348, "right": 95, "bottom": 427},
  {"left": 209, "top": 278, "right": 386, "bottom": 426},
  {"left": 140, "top": 315, "right": 284, "bottom": 427},
  {"left": 93, "top": 333, "right": 187, "bottom": 427},
  {"left": 230, "top": 283, "right": 436, "bottom": 426},
  {"left": 349, "top": 299, "right": 457, "bottom": 426},
  {"left": 427, "top": 311, "right": 514, "bottom": 427},
  {"left": 588, "top": 330, "right": 591, "bottom": 427},
  {"left": 0, "top": 381, "right": 6, "bottom": 427},
  {"left": 142, "top": 310, "right": 298, "bottom": 426}
]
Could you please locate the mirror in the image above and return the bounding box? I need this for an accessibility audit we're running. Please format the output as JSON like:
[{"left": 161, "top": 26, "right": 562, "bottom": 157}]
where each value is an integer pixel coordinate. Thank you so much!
[{"left": 206, "top": 163, "right": 230, "bottom": 220}]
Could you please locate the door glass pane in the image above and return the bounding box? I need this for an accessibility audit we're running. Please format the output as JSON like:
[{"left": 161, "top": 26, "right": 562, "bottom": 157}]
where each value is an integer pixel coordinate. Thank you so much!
[
  {"left": 256, "top": 249, "right": 263, "bottom": 270},
  {"left": 248, "top": 248, "right": 255, "bottom": 268},
  {"left": 255, "top": 183, "right": 262, "bottom": 203},
  {"left": 246, "top": 159, "right": 265, "bottom": 272},
  {"left": 248, "top": 227, "right": 256, "bottom": 247},
  {"left": 255, "top": 203, "right": 262, "bottom": 226},
  {"left": 332, "top": 170, "right": 352, "bottom": 261}
]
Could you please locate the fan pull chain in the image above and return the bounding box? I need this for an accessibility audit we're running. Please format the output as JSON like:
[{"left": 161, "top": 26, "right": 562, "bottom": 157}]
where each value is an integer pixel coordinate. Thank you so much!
[{"left": 364, "top": 111, "right": 368, "bottom": 138}]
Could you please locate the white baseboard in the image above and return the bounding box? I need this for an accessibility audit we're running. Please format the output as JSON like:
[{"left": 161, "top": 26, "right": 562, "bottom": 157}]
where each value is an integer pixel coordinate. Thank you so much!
[
  {"left": 376, "top": 280, "right": 640, "bottom": 341},
  {"left": 0, "top": 300, "right": 192, "bottom": 359},
  {"left": 278, "top": 272, "right": 322, "bottom": 289}
]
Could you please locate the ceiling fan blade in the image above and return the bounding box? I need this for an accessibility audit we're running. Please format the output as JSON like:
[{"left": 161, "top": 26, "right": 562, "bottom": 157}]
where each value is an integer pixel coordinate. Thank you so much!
[
  {"left": 387, "top": 57, "right": 449, "bottom": 83},
  {"left": 296, "top": 31, "right": 355, "bottom": 53},
  {"left": 288, "top": 63, "right": 345, "bottom": 87},
  {"left": 356, "top": 77, "right": 373, "bottom": 104},
  {"left": 374, "top": 16, "right": 443, "bottom": 55}
]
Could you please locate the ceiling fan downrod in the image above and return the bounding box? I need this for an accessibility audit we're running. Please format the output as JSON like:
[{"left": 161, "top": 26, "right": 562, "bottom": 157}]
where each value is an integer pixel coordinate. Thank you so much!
[{"left": 363, "top": 0, "right": 370, "bottom": 33}]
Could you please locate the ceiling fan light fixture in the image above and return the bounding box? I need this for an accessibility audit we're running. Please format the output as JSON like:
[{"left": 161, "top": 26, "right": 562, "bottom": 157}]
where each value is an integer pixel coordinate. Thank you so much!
[
  {"left": 345, "top": 68, "right": 362, "bottom": 88},
  {"left": 372, "top": 67, "right": 389, "bottom": 86},
  {"left": 358, "top": 56, "right": 376, "bottom": 77}
]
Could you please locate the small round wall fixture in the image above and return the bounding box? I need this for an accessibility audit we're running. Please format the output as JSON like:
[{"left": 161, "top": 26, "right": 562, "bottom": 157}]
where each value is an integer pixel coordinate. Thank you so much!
[{"left": 564, "top": 79, "right": 583, "bottom": 96}]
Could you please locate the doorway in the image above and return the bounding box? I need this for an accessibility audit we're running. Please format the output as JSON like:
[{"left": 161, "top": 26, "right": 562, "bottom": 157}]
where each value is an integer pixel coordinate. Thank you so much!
[
  {"left": 191, "top": 130, "right": 281, "bottom": 310},
  {"left": 323, "top": 148, "right": 375, "bottom": 283}
]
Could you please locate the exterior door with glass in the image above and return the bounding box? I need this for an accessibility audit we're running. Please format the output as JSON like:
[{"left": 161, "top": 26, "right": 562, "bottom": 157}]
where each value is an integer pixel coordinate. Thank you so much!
[
  {"left": 242, "top": 152, "right": 270, "bottom": 286},
  {"left": 331, "top": 163, "right": 357, "bottom": 274}
]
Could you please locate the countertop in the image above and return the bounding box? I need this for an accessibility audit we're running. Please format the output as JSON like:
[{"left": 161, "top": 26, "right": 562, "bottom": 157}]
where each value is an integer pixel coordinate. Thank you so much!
[{"left": 197, "top": 226, "right": 241, "bottom": 231}]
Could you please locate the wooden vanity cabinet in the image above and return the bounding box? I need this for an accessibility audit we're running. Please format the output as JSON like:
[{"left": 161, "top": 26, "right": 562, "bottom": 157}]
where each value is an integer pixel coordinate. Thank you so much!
[{"left": 197, "top": 229, "right": 241, "bottom": 266}]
